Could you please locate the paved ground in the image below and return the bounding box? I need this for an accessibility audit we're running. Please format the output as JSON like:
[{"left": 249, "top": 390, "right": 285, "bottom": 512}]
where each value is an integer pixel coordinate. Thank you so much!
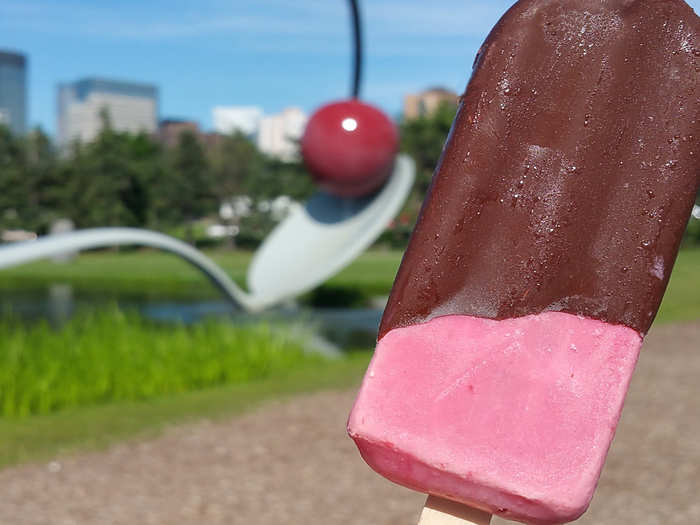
[{"left": 0, "top": 321, "right": 698, "bottom": 525}]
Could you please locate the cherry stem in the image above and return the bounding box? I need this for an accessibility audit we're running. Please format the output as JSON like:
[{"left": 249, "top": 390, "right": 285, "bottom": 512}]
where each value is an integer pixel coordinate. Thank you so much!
[{"left": 348, "top": 0, "right": 363, "bottom": 99}]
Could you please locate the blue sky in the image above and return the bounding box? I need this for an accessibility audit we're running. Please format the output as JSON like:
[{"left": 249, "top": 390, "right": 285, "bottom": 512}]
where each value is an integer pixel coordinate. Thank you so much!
[{"left": 1, "top": 0, "right": 698, "bottom": 136}]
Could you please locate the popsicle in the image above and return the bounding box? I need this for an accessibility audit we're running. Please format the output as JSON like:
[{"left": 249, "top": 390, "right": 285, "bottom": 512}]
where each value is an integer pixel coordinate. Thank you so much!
[{"left": 347, "top": 1, "right": 700, "bottom": 524}]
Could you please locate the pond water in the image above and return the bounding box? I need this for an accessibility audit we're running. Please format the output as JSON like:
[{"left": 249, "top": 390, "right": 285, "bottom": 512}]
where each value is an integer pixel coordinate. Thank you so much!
[{"left": 0, "top": 284, "right": 385, "bottom": 350}]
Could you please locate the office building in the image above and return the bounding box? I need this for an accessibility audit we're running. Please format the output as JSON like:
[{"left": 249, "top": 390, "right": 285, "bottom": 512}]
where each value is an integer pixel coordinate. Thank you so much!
[
  {"left": 159, "top": 119, "right": 200, "bottom": 149},
  {"left": 57, "top": 77, "right": 158, "bottom": 146},
  {"left": 0, "top": 50, "right": 27, "bottom": 135},
  {"left": 212, "top": 106, "right": 263, "bottom": 137},
  {"left": 211, "top": 105, "right": 307, "bottom": 159},
  {"left": 403, "top": 87, "right": 459, "bottom": 120},
  {"left": 159, "top": 118, "right": 222, "bottom": 150},
  {"left": 256, "top": 107, "right": 307, "bottom": 161}
]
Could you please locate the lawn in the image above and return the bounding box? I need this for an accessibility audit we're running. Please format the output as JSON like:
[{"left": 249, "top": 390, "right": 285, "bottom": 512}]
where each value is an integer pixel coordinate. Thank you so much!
[
  {"left": 0, "top": 247, "right": 696, "bottom": 319},
  {"left": 0, "top": 249, "right": 255, "bottom": 299},
  {"left": 0, "top": 306, "right": 378, "bottom": 468},
  {"left": 0, "top": 249, "right": 402, "bottom": 303},
  {"left": 0, "top": 350, "right": 371, "bottom": 469},
  {"left": 655, "top": 247, "right": 700, "bottom": 324},
  {"left": 0, "top": 249, "right": 402, "bottom": 467},
  {"left": 0, "top": 307, "right": 328, "bottom": 418},
  {"left": 0, "top": 247, "right": 696, "bottom": 469}
]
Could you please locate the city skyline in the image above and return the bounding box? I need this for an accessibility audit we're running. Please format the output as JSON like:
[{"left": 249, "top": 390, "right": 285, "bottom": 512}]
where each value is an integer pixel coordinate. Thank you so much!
[
  {"left": 0, "top": 0, "right": 523, "bottom": 136},
  {"left": 0, "top": 49, "right": 27, "bottom": 135},
  {"left": 2, "top": 0, "right": 699, "bottom": 136}
]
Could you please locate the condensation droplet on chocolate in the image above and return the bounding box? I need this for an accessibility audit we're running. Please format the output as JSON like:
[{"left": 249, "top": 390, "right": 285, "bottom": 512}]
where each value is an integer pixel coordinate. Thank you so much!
[
  {"left": 651, "top": 256, "right": 665, "bottom": 280},
  {"left": 664, "top": 160, "right": 678, "bottom": 170}
]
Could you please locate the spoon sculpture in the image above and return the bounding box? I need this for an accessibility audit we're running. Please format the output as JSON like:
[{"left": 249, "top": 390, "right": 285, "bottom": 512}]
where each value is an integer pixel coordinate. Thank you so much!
[
  {"left": 0, "top": 0, "right": 415, "bottom": 312},
  {"left": 0, "top": 154, "right": 414, "bottom": 312}
]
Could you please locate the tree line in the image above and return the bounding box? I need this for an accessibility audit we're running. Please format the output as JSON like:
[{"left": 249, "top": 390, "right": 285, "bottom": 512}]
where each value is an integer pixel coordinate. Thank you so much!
[
  {"left": 0, "top": 105, "right": 460, "bottom": 248},
  {"left": 2, "top": 102, "right": 695, "bottom": 248},
  {"left": 0, "top": 114, "right": 316, "bottom": 246}
]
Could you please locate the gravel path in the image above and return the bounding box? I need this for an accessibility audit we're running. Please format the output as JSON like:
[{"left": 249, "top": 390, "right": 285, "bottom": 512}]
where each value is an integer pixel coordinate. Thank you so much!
[{"left": 0, "top": 321, "right": 698, "bottom": 525}]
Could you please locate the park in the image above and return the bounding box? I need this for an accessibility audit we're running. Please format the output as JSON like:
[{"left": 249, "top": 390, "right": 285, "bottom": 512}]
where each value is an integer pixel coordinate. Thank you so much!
[{"left": 1, "top": 0, "right": 699, "bottom": 524}]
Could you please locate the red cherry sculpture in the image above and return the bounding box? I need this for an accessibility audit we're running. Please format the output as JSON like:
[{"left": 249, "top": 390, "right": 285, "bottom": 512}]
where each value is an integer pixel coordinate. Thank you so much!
[{"left": 301, "top": 99, "right": 399, "bottom": 197}]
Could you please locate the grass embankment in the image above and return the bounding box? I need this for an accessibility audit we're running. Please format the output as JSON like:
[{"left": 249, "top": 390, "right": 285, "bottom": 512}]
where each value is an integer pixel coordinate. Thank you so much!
[
  {"left": 0, "top": 307, "right": 372, "bottom": 468},
  {"left": 0, "top": 352, "right": 371, "bottom": 469},
  {"left": 0, "top": 249, "right": 403, "bottom": 303},
  {"left": 0, "top": 250, "right": 253, "bottom": 299},
  {"left": 0, "top": 248, "right": 696, "bottom": 469},
  {"left": 0, "top": 250, "right": 397, "bottom": 467},
  {"left": 0, "top": 307, "right": 327, "bottom": 418},
  {"left": 0, "top": 247, "right": 697, "bottom": 318},
  {"left": 655, "top": 247, "right": 700, "bottom": 324}
]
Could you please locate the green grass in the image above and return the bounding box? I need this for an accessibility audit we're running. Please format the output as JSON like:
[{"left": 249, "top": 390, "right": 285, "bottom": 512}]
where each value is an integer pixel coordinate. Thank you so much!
[
  {"left": 0, "top": 306, "right": 373, "bottom": 468},
  {"left": 0, "top": 250, "right": 254, "bottom": 299},
  {"left": 323, "top": 250, "right": 402, "bottom": 295},
  {"left": 0, "top": 247, "right": 696, "bottom": 318},
  {"left": 0, "top": 307, "right": 327, "bottom": 418},
  {"left": 0, "top": 249, "right": 403, "bottom": 302},
  {"left": 656, "top": 247, "right": 700, "bottom": 324},
  {"left": 0, "top": 351, "right": 371, "bottom": 469},
  {"left": 0, "top": 247, "right": 695, "bottom": 470}
]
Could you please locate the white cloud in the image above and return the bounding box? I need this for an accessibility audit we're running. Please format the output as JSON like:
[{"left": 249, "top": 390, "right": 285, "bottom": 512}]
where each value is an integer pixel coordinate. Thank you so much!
[
  {"left": 0, "top": 0, "right": 524, "bottom": 66},
  {"left": 0, "top": 0, "right": 513, "bottom": 42},
  {"left": 0, "top": 0, "right": 342, "bottom": 40},
  {"left": 367, "top": 1, "right": 514, "bottom": 37}
]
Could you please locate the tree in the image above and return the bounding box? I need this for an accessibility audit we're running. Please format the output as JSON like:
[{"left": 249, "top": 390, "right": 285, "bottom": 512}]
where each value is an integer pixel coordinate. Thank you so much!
[
  {"left": 251, "top": 156, "right": 315, "bottom": 201},
  {"left": 23, "top": 128, "right": 61, "bottom": 232},
  {"left": 123, "top": 132, "right": 164, "bottom": 227},
  {"left": 0, "top": 126, "right": 65, "bottom": 233},
  {"left": 157, "top": 130, "right": 215, "bottom": 238},
  {"left": 379, "top": 101, "right": 459, "bottom": 246},
  {"left": 399, "top": 101, "right": 458, "bottom": 195},
  {"left": 210, "top": 132, "right": 265, "bottom": 202},
  {"left": 60, "top": 110, "right": 159, "bottom": 228},
  {"left": 0, "top": 124, "right": 27, "bottom": 230}
]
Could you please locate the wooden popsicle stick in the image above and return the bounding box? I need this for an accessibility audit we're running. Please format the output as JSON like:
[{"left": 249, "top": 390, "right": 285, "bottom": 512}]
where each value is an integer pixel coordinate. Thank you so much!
[{"left": 418, "top": 496, "right": 492, "bottom": 525}]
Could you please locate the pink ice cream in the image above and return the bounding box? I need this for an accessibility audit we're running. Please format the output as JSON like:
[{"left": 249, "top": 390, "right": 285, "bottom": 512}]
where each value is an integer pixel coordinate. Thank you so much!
[{"left": 348, "top": 312, "right": 641, "bottom": 524}]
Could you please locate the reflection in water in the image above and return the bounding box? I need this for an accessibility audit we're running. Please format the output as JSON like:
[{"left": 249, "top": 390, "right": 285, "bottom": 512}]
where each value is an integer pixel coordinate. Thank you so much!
[
  {"left": 0, "top": 284, "right": 383, "bottom": 349},
  {"left": 48, "top": 284, "right": 74, "bottom": 327}
]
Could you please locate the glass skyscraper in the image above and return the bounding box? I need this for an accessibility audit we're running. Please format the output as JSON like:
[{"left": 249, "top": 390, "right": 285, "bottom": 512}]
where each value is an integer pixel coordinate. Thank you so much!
[{"left": 0, "top": 50, "right": 27, "bottom": 136}]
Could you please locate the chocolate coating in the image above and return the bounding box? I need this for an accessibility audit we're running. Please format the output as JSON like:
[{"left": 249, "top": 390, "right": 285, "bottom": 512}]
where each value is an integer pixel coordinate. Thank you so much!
[{"left": 380, "top": 0, "right": 699, "bottom": 339}]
